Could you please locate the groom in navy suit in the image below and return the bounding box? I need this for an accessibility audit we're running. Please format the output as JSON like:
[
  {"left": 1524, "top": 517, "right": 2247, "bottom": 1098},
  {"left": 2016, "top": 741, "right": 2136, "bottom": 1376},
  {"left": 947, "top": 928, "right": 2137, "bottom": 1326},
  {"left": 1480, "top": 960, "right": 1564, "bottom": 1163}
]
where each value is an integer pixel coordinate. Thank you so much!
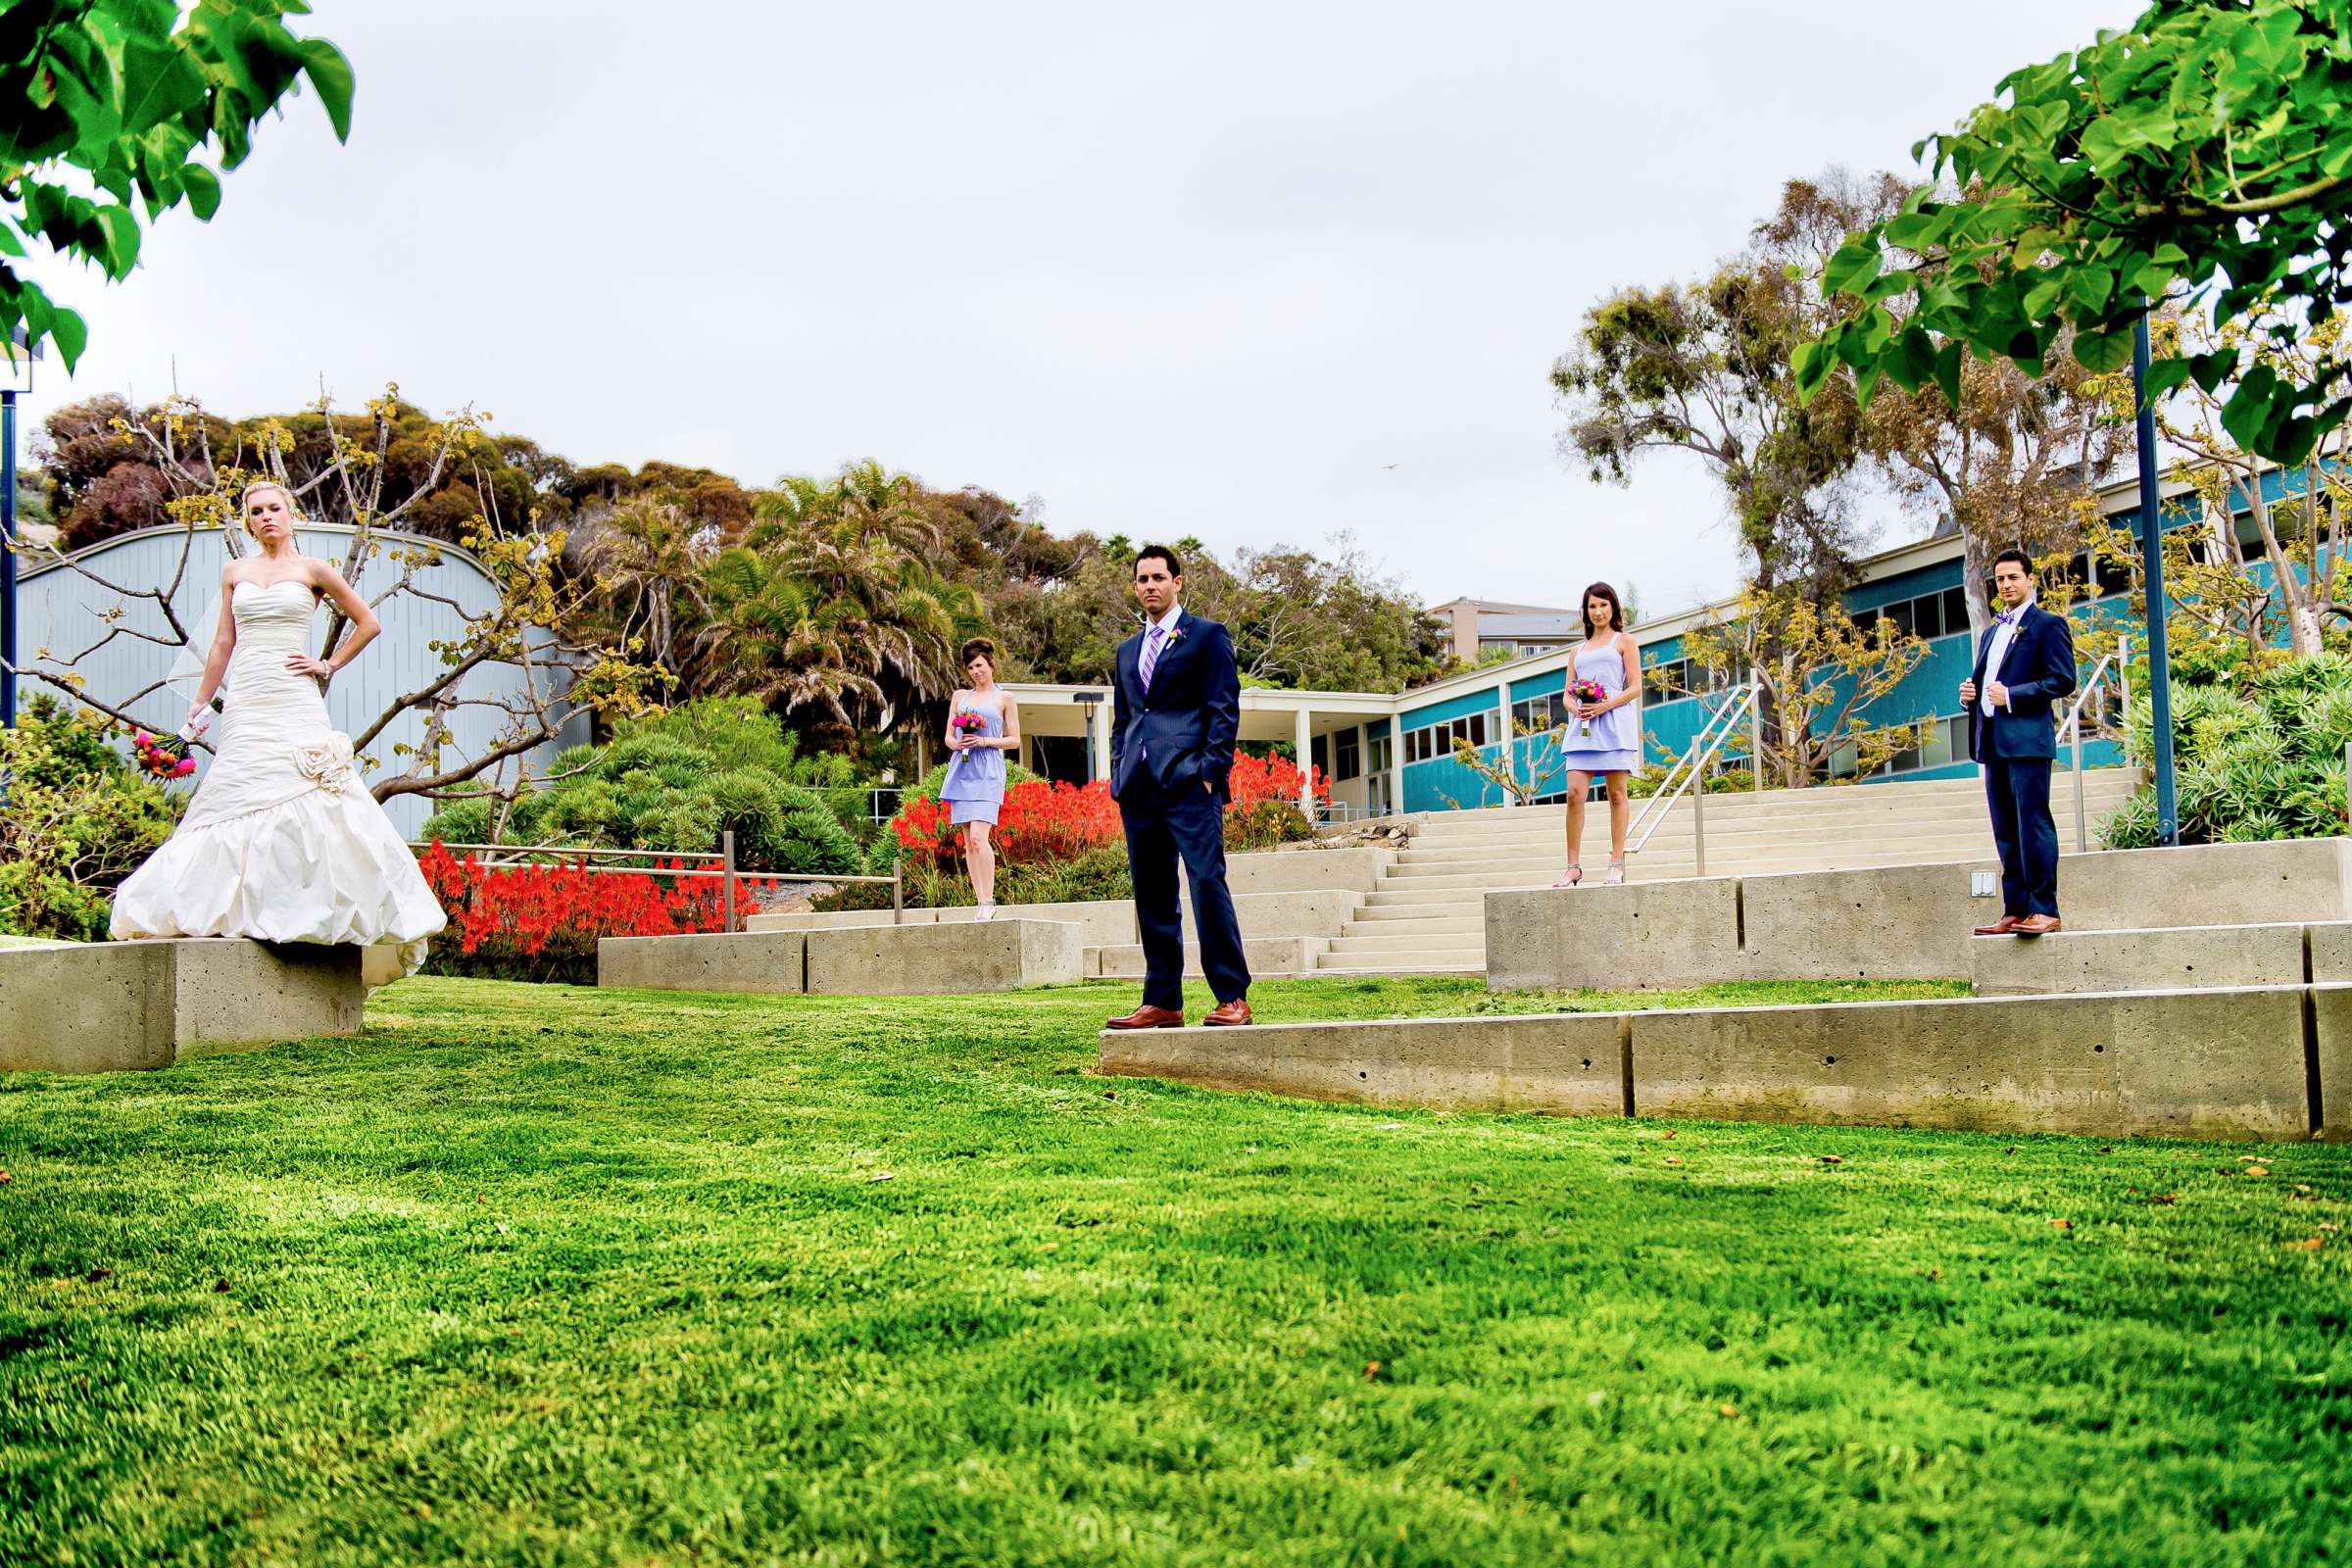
[
  {"left": 1962, "top": 548, "right": 2078, "bottom": 937},
  {"left": 1102, "top": 544, "right": 1253, "bottom": 1029}
]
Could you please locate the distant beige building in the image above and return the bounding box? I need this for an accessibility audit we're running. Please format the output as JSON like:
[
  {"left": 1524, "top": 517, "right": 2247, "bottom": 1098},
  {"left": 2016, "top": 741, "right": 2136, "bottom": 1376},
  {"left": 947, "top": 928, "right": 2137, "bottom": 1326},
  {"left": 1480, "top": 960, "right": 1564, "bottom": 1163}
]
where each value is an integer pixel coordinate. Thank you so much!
[{"left": 1425, "top": 597, "right": 1585, "bottom": 665}]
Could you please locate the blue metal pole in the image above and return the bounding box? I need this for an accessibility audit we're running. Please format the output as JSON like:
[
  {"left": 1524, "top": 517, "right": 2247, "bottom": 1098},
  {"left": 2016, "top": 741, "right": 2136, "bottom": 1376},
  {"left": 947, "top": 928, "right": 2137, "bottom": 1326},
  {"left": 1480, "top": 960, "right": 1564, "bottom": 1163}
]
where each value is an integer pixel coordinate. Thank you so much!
[
  {"left": 2, "top": 388, "right": 16, "bottom": 729},
  {"left": 2132, "top": 314, "right": 2180, "bottom": 845}
]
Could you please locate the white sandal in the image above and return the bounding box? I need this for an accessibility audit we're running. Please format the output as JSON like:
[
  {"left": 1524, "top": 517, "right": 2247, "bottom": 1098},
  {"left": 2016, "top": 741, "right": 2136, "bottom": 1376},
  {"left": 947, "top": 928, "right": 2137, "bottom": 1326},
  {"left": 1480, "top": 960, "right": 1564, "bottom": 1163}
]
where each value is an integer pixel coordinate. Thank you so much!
[
  {"left": 1553, "top": 864, "right": 1582, "bottom": 889},
  {"left": 1603, "top": 861, "right": 1625, "bottom": 886}
]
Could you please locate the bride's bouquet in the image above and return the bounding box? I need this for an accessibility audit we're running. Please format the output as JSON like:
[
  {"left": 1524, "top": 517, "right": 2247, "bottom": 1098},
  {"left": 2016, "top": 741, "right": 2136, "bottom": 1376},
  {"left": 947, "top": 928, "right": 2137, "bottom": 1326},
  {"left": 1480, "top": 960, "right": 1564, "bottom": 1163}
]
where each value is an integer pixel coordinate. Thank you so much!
[
  {"left": 1570, "top": 679, "right": 1609, "bottom": 738},
  {"left": 128, "top": 727, "right": 197, "bottom": 781}
]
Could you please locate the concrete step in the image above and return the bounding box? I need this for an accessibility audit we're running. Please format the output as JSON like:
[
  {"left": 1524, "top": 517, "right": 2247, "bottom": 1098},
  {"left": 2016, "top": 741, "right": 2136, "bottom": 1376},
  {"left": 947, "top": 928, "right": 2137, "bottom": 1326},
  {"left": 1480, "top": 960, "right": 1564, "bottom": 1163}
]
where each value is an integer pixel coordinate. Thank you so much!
[
  {"left": 1310, "top": 959, "right": 1487, "bottom": 977},
  {"left": 1377, "top": 850, "right": 2003, "bottom": 894},
  {"left": 1338, "top": 914, "right": 1485, "bottom": 938},
  {"left": 1351, "top": 900, "right": 1485, "bottom": 922},
  {"left": 1408, "top": 773, "right": 2138, "bottom": 838},
  {"left": 1407, "top": 791, "right": 2137, "bottom": 844},
  {"left": 1326, "top": 931, "right": 1487, "bottom": 956},
  {"left": 1405, "top": 793, "right": 2138, "bottom": 854}
]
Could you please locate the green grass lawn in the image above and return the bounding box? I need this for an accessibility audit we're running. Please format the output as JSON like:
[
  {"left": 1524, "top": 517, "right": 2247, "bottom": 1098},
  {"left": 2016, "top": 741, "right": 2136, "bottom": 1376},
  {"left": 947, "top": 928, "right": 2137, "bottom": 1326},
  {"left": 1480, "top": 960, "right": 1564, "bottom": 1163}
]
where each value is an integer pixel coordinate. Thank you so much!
[{"left": 3, "top": 973, "right": 2348, "bottom": 1567}]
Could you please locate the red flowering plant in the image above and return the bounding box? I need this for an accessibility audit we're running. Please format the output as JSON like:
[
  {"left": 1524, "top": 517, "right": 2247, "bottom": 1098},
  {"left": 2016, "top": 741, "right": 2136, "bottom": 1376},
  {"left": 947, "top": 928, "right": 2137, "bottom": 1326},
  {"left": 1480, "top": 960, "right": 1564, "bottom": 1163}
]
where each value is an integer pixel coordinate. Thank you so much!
[
  {"left": 415, "top": 842, "right": 787, "bottom": 984},
  {"left": 1224, "top": 750, "right": 1328, "bottom": 851}
]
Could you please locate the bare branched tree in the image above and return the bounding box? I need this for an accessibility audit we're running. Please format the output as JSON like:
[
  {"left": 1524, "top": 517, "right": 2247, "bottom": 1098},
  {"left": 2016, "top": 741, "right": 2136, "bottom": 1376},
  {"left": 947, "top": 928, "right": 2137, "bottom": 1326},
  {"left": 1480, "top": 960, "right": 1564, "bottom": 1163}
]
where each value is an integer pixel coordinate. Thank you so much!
[{"left": 6, "top": 386, "right": 656, "bottom": 804}]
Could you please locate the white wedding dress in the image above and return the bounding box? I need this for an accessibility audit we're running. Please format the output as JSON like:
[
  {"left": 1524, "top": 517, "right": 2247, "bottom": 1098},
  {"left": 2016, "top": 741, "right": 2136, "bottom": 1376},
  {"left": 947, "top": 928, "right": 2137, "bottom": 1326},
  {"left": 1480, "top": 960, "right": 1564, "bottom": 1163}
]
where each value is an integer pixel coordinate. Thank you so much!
[{"left": 109, "top": 580, "right": 446, "bottom": 975}]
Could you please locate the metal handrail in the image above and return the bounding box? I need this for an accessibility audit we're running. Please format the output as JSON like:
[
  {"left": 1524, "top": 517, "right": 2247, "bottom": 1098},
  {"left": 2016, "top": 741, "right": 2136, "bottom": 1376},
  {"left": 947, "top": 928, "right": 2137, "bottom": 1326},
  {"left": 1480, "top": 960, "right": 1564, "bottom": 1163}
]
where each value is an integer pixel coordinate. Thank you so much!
[
  {"left": 2060, "top": 633, "right": 2129, "bottom": 853},
  {"left": 1629, "top": 678, "right": 1761, "bottom": 866},
  {"left": 1625, "top": 684, "right": 1740, "bottom": 846}
]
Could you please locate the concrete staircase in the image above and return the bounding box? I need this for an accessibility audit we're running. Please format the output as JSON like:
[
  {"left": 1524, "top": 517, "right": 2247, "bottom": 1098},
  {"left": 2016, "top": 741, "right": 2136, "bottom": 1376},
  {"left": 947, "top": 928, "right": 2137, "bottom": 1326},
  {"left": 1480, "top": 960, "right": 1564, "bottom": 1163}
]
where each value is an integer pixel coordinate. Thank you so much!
[{"left": 1311, "top": 767, "right": 2143, "bottom": 976}]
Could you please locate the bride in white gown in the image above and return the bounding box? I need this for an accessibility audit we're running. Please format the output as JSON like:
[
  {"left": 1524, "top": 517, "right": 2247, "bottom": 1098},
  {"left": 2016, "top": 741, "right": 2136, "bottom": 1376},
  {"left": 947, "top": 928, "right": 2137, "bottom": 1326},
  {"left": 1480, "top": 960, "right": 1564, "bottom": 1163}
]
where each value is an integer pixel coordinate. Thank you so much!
[{"left": 109, "top": 482, "right": 446, "bottom": 974}]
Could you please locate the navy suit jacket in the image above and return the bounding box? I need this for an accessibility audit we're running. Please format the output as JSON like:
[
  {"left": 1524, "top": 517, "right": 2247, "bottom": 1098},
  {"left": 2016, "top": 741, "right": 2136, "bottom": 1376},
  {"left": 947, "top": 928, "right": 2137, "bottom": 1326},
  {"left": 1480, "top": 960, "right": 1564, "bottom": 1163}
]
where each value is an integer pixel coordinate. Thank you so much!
[
  {"left": 1109, "top": 610, "right": 1242, "bottom": 804},
  {"left": 1967, "top": 604, "right": 2078, "bottom": 762}
]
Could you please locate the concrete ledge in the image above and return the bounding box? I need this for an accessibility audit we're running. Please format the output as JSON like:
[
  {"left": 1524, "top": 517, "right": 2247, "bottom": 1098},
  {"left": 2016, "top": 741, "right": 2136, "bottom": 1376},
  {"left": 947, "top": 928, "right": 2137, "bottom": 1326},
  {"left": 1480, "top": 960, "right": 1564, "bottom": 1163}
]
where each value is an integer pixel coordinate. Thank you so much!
[
  {"left": 806, "top": 918, "right": 1082, "bottom": 995},
  {"left": 936, "top": 900, "right": 1137, "bottom": 947},
  {"left": 1227, "top": 846, "right": 1391, "bottom": 896},
  {"left": 1102, "top": 983, "right": 2339, "bottom": 1141},
  {"left": 1099, "top": 1012, "right": 1626, "bottom": 1114},
  {"left": 745, "top": 907, "right": 937, "bottom": 933},
  {"left": 2060, "top": 838, "right": 2346, "bottom": 930},
  {"left": 1488, "top": 838, "right": 2351, "bottom": 993},
  {"left": 1090, "top": 936, "right": 1324, "bottom": 980},
  {"left": 1634, "top": 986, "right": 2312, "bottom": 1139},
  {"left": 1, "top": 942, "right": 176, "bottom": 1072},
  {"left": 169, "top": 940, "right": 366, "bottom": 1055},
  {"left": 1973, "top": 921, "right": 2314, "bottom": 996},
  {"left": 598, "top": 930, "right": 808, "bottom": 996},
  {"left": 1487, "top": 878, "right": 1740, "bottom": 992},
  {"left": 2314, "top": 986, "right": 2352, "bottom": 1137},
  {"left": 2, "top": 939, "right": 365, "bottom": 1074},
  {"left": 1199, "top": 888, "right": 1364, "bottom": 940},
  {"left": 1739, "top": 863, "right": 1972, "bottom": 980},
  {"left": 2310, "top": 922, "right": 2352, "bottom": 984}
]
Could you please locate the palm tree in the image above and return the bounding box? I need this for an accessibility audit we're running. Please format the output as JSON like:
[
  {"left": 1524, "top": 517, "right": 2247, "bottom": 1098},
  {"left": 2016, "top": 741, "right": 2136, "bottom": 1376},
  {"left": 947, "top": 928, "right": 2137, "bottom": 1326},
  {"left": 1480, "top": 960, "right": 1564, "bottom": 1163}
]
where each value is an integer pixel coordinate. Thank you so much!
[
  {"left": 710, "top": 463, "right": 986, "bottom": 744},
  {"left": 571, "top": 496, "right": 712, "bottom": 697}
]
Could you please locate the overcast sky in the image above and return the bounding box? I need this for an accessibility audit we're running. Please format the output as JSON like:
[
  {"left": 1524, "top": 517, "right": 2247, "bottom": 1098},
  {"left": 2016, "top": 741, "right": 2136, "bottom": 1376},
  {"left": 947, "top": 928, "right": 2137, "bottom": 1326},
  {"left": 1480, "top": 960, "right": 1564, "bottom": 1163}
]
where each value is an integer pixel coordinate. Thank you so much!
[{"left": 24, "top": 0, "right": 2128, "bottom": 619}]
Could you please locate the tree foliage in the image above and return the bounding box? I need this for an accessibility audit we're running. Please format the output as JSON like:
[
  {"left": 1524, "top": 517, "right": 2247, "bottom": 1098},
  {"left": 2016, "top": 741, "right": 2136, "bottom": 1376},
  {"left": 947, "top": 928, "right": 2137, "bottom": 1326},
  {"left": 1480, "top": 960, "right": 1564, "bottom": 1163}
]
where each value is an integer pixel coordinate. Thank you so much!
[
  {"left": 1863, "top": 331, "right": 2122, "bottom": 639},
  {"left": 0, "top": 0, "right": 351, "bottom": 368},
  {"left": 1677, "top": 585, "right": 1935, "bottom": 789},
  {"left": 1806, "top": 0, "right": 2352, "bottom": 465}
]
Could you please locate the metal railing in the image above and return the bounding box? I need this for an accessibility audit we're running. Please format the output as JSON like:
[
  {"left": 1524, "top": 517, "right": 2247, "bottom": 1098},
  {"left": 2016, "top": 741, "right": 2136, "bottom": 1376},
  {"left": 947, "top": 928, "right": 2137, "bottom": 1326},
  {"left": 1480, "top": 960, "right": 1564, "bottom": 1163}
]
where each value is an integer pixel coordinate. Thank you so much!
[
  {"left": 410, "top": 829, "right": 906, "bottom": 929},
  {"left": 2059, "top": 633, "right": 2129, "bottom": 853},
  {"left": 1626, "top": 676, "right": 1763, "bottom": 876}
]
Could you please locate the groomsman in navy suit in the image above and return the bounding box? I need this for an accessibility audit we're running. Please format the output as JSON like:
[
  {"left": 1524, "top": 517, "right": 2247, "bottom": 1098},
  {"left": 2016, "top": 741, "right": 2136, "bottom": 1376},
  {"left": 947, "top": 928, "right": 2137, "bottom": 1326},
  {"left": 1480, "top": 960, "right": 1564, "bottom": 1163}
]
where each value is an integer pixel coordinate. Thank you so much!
[
  {"left": 1102, "top": 545, "right": 1253, "bottom": 1029},
  {"left": 1962, "top": 548, "right": 2078, "bottom": 937}
]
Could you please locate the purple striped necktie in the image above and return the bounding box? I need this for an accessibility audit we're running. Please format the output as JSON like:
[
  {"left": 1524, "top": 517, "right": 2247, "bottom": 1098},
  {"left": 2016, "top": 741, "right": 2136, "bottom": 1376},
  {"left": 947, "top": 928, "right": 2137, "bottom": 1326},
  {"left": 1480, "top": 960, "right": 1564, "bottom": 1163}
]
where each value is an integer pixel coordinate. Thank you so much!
[{"left": 1140, "top": 623, "right": 1167, "bottom": 691}]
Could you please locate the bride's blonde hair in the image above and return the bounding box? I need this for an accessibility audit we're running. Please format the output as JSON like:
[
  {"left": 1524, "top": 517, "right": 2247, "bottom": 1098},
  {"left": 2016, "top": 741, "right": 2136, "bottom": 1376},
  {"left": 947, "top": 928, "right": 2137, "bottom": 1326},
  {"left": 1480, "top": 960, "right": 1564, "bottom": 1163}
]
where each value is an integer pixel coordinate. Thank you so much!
[
  {"left": 238, "top": 481, "right": 306, "bottom": 555},
  {"left": 240, "top": 479, "right": 296, "bottom": 520}
]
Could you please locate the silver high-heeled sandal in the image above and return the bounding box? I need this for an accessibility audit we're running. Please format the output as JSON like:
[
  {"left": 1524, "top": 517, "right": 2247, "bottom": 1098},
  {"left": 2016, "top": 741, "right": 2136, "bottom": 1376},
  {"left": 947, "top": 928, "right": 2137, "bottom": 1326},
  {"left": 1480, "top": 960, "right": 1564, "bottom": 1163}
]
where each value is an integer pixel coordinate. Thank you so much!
[
  {"left": 1553, "top": 864, "right": 1582, "bottom": 889},
  {"left": 1603, "top": 861, "right": 1625, "bottom": 886}
]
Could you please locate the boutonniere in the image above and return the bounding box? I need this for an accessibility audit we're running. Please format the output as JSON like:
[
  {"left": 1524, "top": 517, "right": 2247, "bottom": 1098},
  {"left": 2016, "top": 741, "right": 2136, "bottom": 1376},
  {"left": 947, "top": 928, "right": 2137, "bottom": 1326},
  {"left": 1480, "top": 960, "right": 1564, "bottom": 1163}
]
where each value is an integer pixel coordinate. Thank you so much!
[{"left": 1166, "top": 625, "right": 1187, "bottom": 644}]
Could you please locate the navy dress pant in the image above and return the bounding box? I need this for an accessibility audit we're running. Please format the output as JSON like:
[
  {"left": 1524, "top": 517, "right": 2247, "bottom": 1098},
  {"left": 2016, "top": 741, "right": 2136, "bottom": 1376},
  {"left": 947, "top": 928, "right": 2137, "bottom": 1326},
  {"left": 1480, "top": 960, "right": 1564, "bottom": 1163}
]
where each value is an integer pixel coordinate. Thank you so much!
[
  {"left": 1984, "top": 753, "right": 2059, "bottom": 917},
  {"left": 1122, "top": 780, "right": 1250, "bottom": 1011}
]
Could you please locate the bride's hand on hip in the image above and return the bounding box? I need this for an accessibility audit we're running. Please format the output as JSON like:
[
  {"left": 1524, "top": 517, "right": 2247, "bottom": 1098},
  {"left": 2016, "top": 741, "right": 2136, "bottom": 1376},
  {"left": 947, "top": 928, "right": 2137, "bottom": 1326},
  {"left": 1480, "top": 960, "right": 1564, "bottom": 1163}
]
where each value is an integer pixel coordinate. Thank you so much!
[{"left": 286, "top": 654, "right": 334, "bottom": 679}]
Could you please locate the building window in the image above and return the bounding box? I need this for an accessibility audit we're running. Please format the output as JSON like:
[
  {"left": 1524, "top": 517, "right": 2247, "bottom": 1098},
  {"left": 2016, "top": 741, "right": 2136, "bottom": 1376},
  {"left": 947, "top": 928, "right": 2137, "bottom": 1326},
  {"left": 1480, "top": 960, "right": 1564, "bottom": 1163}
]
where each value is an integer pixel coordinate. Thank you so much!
[
  {"left": 1402, "top": 711, "right": 1491, "bottom": 763},
  {"left": 1367, "top": 733, "right": 1392, "bottom": 777},
  {"left": 1336, "top": 727, "right": 1361, "bottom": 782},
  {"left": 1511, "top": 690, "right": 1571, "bottom": 732},
  {"left": 1645, "top": 659, "right": 1729, "bottom": 700}
]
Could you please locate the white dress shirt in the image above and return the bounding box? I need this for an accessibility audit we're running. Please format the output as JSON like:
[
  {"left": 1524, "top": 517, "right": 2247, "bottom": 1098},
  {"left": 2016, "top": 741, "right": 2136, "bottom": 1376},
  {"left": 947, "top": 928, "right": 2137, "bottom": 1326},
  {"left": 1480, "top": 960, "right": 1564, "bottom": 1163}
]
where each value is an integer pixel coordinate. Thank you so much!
[{"left": 1981, "top": 600, "right": 2031, "bottom": 715}]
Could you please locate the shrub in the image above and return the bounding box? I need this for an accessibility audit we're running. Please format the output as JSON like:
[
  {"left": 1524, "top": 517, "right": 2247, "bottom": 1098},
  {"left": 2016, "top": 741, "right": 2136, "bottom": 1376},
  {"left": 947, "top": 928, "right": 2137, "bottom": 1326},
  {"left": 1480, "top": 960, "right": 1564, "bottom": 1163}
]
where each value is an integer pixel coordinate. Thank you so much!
[
  {"left": 418, "top": 706, "right": 866, "bottom": 877},
  {"left": 2103, "top": 652, "right": 2352, "bottom": 848},
  {"left": 1, "top": 697, "right": 184, "bottom": 941}
]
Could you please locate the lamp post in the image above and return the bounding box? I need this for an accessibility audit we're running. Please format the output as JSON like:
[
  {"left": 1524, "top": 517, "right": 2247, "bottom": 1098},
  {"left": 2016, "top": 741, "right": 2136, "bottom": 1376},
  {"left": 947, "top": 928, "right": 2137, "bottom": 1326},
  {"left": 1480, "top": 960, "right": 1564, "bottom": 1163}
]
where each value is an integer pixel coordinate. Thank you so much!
[
  {"left": 2132, "top": 314, "right": 2180, "bottom": 846},
  {"left": 0, "top": 329, "right": 34, "bottom": 730}
]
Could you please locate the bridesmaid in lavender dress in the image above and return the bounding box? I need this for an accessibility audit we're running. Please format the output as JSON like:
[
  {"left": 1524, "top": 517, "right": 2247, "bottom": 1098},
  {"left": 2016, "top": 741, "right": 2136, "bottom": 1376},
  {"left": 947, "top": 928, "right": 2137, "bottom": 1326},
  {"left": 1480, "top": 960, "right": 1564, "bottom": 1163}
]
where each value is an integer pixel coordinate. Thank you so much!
[
  {"left": 1556, "top": 582, "right": 1642, "bottom": 887},
  {"left": 938, "top": 638, "right": 1019, "bottom": 918}
]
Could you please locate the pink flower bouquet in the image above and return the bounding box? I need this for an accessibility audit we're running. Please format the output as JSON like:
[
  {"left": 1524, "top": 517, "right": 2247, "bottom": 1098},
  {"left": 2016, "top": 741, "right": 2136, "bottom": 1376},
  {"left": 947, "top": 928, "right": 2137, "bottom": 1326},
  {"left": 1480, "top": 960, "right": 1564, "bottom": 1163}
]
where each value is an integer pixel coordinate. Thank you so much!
[
  {"left": 129, "top": 728, "right": 197, "bottom": 781},
  {"left": 1569, "top": 679, "right": 1608, "bottom": 738}
]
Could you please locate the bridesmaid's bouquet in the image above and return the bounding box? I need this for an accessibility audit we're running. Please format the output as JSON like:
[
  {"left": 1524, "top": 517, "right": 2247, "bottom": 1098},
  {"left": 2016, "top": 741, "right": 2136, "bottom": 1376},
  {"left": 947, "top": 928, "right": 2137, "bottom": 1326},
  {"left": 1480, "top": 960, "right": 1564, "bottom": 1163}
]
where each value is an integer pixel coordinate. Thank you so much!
[
  {"left": 951, "top": 709, "right": 988, "bottom": 747},
  {"left": 129, "top": 728, "right": 197, "bottom": 781},
  {"left": 1570, "top": 679, "right": 1608, "bottom": 738}
]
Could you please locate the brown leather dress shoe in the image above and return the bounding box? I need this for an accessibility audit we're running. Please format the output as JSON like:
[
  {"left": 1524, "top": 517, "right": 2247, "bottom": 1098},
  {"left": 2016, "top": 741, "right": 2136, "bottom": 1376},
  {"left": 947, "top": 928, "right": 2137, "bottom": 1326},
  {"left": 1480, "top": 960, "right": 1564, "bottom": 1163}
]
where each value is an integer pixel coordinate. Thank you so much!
[
  {"left": 1104, "top": 1004, "right": 1184, "bottom": 1030},
  {"left": 1973, "top": 915, "right": 2023, "bottom": 936},
  {"left": 1202, "top": 998, "right": 1253, "bottom": 1027},
  {"left": 2013, "top": 913, "right": 2063, "bottom": 937}
]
